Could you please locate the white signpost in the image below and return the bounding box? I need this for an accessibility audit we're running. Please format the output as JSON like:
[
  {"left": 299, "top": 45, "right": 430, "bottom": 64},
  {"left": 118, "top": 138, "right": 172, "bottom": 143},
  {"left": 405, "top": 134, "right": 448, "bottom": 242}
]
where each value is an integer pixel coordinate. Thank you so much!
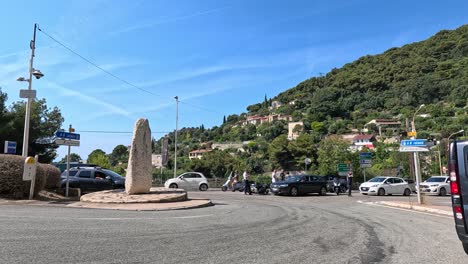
[
  {"left": 399, "top": 139, "right": 428, "bottom": 204},
  {"left": 54, "top": 126, "right": 80, "bottom": 197}
]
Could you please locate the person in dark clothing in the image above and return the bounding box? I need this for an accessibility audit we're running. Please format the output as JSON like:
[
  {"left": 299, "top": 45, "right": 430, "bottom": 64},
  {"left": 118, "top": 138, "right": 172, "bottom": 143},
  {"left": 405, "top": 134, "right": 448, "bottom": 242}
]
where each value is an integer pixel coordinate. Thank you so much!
[
  {"left": 243, "top": 170, "right": 252, "bottom": 195},
  {"left": 279, "top": 170, "right": 285, "bottom": 181}
]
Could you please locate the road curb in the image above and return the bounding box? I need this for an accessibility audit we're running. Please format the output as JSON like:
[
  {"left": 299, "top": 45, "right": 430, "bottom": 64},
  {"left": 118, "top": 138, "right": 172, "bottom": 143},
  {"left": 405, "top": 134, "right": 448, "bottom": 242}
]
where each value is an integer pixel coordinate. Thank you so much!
[
  {"left": 65, "top": 199, "right": 214, "bottom": 211},
  {"left": 376, "top": 201, "right": 453, "bottom": 217}
]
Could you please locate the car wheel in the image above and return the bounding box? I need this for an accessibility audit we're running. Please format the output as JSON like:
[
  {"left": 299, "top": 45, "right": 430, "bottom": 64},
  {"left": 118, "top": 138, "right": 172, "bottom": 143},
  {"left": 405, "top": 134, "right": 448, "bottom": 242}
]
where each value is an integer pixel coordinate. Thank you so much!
[
  {"left": 439, "top": 187, "right": 447, "bottom": 196},
  {"left": 290, "top": 187, "right": 298, "bottom": 197},
  {"left": 403, "top": 188, "right": 411, "bottom": 196},
  {"left": 320, "top": 186, "right": 327, "bottom": 196},
  {"left": 169, "top": 183, "right": 178, "bottom": 189},
  {"left": 199, "top": 184, "right": 208, "bottom": 191},
  {"left": 378, "top": 188, "right": 386, "bottom": 196}
]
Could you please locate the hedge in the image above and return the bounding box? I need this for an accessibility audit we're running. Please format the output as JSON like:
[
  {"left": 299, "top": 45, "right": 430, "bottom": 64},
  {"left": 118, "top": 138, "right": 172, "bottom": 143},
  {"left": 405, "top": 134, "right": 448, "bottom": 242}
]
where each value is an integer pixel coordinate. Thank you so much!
[{"left": 0, "top": 154, "right": 61, "bottom": 198}]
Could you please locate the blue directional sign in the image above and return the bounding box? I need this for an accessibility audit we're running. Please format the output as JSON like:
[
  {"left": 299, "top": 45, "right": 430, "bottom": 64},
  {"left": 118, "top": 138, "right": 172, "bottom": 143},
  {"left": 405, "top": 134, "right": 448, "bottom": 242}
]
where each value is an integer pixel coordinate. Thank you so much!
[
  {"left": 401, "top": 139, "right": 426, "bottom": 147},
  {"left": 4, "top": 141, "right": 17, "bottom": 154},
  {"left": 55, "top": 131, "right": 80, "bottom": 140}
]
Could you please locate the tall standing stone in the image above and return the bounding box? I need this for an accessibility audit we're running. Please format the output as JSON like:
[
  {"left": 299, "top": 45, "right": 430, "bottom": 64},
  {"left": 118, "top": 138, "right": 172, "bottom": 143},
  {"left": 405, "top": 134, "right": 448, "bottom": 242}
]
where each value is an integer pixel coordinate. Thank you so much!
[{"left": 125, "top": 119, "right": 152, "bottom": 194}]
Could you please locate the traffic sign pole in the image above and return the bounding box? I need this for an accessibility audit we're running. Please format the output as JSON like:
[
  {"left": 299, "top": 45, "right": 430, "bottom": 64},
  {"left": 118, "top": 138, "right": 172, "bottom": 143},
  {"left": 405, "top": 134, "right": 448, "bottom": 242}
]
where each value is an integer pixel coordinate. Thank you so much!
[{"left": 65, "top": 125, "right": 73, "bottom": 197}]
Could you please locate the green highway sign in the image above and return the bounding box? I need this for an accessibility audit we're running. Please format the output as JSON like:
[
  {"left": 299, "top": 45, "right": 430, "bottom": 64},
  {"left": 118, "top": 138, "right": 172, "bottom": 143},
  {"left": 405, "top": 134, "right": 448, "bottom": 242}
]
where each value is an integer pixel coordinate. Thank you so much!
[{"left": 337, "top": 163, "right": 350, "bottom": 172}]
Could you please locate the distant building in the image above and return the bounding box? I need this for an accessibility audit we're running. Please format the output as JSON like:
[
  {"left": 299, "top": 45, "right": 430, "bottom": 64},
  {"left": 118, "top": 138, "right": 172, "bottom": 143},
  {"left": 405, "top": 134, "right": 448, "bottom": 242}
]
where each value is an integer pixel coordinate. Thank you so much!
[
  {"left": 189, "top": 149, "right": 212, "bottom": 160},
  {"left": 242, "top": 114, "right": 292, "bottom": 126},
  {"left": 152, "top": 154, "right": 162, "bottom": 168},
  {"left": 351, "top": 134, "right": 376, "bottom": 151},
  {"left": 288, "top": 121, "right": 304, "bottom": 140},
  {"left": 364, "top": 119, "right": 401, "bottom": 137},
  {"left": 212, "top": 143, "right": 244, "bottom": 152},
  {"left": 269, "top": 100, "right": 283, "bottom": 110}
]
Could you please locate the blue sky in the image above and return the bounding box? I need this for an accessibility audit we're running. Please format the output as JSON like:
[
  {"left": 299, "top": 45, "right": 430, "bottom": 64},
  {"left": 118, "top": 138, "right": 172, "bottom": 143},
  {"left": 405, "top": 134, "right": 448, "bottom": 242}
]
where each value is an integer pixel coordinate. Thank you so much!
[{"left": 0, "top": 0, "right": 467, "bottom": 161}]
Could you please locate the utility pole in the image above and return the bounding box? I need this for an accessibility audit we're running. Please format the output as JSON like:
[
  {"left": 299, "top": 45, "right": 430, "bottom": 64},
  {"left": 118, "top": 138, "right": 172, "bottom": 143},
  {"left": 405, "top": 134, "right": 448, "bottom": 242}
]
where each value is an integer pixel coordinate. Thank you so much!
[
  {"left": 22, "top": 24, "right": 37, "bottom": 157},
  {"left": 406, "top": 118, "right": 415, "bottom": 179},
  {"left": 174, "top": 96, "right": 179, "bottom": 178}
]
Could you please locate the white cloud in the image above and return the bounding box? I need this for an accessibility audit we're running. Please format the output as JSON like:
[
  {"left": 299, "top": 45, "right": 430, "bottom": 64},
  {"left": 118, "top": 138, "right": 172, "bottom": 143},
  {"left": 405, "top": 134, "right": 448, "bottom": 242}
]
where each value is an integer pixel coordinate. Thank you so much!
[
  {"left": 47, "top": 81, "right": 133, "bottom": 118},
  {"left": 110, "top": 6, "right": 231, "bottom": 35}
]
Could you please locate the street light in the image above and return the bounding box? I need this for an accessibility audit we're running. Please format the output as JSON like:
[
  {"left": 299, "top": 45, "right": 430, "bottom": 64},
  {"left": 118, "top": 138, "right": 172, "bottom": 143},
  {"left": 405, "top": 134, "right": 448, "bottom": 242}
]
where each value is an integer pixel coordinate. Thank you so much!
[
  {"left": 174, "top": 96, "right": 179, "bottom": 178},
  {"left": 411, "top": 104, "right": 425, "bottom": 137},
  {"left": 448, "top": 130, "right": 465, "bottom": 142},
  {"left": 17, "top": 23, "right": 44, "bottom": 157}
]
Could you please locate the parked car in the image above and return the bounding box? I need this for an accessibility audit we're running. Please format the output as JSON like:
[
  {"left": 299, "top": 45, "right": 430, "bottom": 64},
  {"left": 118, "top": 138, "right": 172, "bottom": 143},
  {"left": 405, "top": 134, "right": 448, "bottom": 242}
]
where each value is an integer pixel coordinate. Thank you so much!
[
  {"left": 164, "top": 172, "right": 209, "bottom": 191},
  {"left": 420, "top": 176, "right": 450, "bottom": 196},
  {"left": 449, "top": 140, "right": 468, "bottom": 254},
  {"left": 270, "top": 175, "right": 328, "bottom": 196},
  {"left": 359, "top": 176, "right": 412, "bottom": 196},
  {"left": 60, "top": 167, "right": 125, "bottom": 193},
  {"left": 54, "top": 162, "right": 97, "bottom": 173}
]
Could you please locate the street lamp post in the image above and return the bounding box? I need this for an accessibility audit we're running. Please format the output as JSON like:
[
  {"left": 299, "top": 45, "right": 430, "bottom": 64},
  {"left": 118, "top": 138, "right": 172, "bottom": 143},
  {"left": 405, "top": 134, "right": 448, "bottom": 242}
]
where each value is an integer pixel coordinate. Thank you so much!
[
  {"left": 17, "top": 23, "right": 44, "bottom": 157},
  {"left": 411, "top": 104, "right": 425, "bottom": 205},
  {"left": 174, "top": 96, "right": 179, "bottom": 178}
]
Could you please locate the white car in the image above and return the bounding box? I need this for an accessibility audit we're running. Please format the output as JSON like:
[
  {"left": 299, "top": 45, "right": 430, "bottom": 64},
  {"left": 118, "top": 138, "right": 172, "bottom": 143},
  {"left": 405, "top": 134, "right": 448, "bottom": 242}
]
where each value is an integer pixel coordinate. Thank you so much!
[
  {"left": 419, "top": 176, "right": 450, "bottom": 196},
  {"left": 359, "top": 176, "right": 412, "bottom": 196},
  {"left": 164, "top": 172, "right": 209, "bottom": 191}
]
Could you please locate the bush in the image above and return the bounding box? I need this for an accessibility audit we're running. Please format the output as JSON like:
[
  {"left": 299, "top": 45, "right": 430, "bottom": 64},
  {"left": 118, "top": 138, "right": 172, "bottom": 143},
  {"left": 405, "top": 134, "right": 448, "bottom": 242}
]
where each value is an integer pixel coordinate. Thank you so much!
[{"left": 0, "top": 154, "right": 60, "bottom": 198}]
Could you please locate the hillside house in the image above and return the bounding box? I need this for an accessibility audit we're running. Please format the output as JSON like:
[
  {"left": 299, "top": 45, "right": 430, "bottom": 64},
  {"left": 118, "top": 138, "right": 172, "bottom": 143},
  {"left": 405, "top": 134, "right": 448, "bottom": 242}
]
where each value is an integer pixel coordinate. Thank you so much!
[
  {"left": 288, "top": 121, "right": 304, "bottom": 140},
  {"left": 364, "top": 119, "right": 401, "bottom": 137},
  {"left": 351, "top": 134, "right": 376, "bottom": 151},
  {"left": 188, "top": 149, "right": 212, "bottom": 160}
]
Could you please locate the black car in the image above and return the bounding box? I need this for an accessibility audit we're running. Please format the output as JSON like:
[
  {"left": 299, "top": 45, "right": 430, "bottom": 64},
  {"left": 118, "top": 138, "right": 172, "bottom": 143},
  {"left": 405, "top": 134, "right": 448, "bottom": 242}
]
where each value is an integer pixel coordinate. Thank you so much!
[
  {"left": 60, "top": 167, "right": 125, "bottom": 193},
  {"left": 449, "top": 140, "right": 468, "bottom": 254},
  {"left": 270, "top": 175, "right": 328, "bottom": 196}
]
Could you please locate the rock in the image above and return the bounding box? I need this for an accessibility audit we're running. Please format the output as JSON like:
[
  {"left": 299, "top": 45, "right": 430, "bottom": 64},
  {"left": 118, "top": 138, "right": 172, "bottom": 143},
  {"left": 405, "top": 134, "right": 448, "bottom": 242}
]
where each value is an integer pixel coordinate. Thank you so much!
[{"left": 125, "top": 119, "right": 152, "bottom": 194}]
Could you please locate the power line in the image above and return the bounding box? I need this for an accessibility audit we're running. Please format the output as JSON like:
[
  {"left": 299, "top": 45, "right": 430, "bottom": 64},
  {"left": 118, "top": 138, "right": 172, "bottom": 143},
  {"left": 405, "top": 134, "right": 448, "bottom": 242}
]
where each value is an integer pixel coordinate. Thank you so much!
[
  {"left": 77, "top": 130, "right": 170, "bottom": 134},
  {"left": 37, "top": 25, "right": 224, "bottom": 116},
  {"left": 179, "top": 100, "right": 222, "bottom": 114},
  {"left": 37, "top": 26, "right": 160, "bottom": 97}
]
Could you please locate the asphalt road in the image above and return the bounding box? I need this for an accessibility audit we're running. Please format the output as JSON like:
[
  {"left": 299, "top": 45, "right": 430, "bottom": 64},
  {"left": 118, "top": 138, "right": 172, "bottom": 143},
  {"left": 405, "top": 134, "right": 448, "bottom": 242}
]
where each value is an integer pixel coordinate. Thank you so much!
[{"left": 0, "top": 191, "right": 465, "bottom": 264}]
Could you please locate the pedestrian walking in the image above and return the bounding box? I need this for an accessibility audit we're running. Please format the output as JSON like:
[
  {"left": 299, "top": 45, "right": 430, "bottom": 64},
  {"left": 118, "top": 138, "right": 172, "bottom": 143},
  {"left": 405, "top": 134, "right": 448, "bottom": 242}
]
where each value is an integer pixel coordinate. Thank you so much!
[
  {"left": 271, "top": 169, "right": 277, "bottom": 183},
  {"left": 348, "top": 171, "right": 353, "bottom": 196},
  {"left": 243, "top": 170, "right": 252, "bottom": 195}
]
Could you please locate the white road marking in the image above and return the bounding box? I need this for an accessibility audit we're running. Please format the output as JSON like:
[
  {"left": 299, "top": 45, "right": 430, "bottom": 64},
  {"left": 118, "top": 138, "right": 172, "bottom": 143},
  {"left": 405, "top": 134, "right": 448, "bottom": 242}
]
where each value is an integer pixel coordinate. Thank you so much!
[
  {"left": 357, "top": 200, "right": 452, "bottom": 219},
  {"left": 172, "top": 214, "right": 212, "bottom": 219}
]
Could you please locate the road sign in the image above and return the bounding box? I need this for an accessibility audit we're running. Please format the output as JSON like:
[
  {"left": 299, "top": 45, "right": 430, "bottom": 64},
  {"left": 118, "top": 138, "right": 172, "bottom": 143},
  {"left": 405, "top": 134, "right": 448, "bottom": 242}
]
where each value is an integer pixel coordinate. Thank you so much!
[
  {"left": 54, "top": 139, "right": 80, "bottom": 147},
  {"left": 399, "top": 146, "right": 429, "bottom": 152},
  {"left": 407, "top": 131, "right": 417, "bottom": 137},
  {"left": 359, "top": 159, "right": 372, "bottom": 164},
  {"left": 338, "top": 163, "right": 350, "bottom": 176},
  {"left": 304, "top": 158, "right": 312, "bottom": 165},
  {"left": 4, "top": 141, "right": 17, "bottom": 154},
  {"left": 55, "top": 131, "right": 80, "bottom": 140},
  {"left": 23, "top": 157, "right": 37, "bottom": 181},
  {"left": 359, "top": 152, "right": 372, "bottom": 159},
  {"left": 19, "top": 89, "right": 36, "bottom": 99},
  {"left": 401, "top": 139, "right": 427, "bottom": 147},
  {"left": 360, "top": 163, "right": 372, "bottom": 168}
]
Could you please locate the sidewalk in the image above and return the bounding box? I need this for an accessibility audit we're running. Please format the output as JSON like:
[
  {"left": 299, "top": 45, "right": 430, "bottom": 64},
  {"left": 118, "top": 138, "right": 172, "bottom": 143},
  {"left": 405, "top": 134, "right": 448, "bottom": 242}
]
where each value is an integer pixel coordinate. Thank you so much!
[{"left": 375, "top": 200, "right": 453, "bottom": 217}]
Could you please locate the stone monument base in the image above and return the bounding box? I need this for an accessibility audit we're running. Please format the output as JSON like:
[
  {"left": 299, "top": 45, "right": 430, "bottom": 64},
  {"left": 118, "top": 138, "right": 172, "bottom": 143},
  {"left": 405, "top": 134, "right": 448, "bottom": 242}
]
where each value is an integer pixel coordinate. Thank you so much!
[{"left": 80, "top": 187, "right": 187, "bottom": 204}]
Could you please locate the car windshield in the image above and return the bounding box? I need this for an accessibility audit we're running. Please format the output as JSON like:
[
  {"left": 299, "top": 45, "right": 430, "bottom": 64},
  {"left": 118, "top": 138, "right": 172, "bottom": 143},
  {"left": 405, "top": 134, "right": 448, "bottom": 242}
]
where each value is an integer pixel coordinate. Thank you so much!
[
  {"left": 368, "top": 177, "right": 387, "bottom": 183},
  {"left": 61, "top": 170, "right": 78, "bottom": 177},
  {"left": 103, "top": 169, "right": 124, "bottom": 179},
  {"left": 285, "top": 176, "right": 302, "bottom": 182},
  {"left": 425, "top": 177, "right": 446, "bottom": 182}
]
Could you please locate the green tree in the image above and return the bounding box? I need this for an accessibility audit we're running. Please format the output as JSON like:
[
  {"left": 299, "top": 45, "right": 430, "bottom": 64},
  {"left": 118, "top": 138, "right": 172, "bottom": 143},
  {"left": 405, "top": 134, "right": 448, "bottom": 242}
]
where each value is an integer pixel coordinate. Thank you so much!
[
  {"left": 88, "top": 152, "right": 111, "bottom": 169},
  {"left": 59, "top": 153, "right": 82, "bottom": 163},
  {"left": 317, "top": 135, "right": 352, "bottom": 175},
  {"left": 0, "top": 89, "right": 64, "bottom": 162},
  {"left": 87, "top": 149, "right": 106, "bottom": 163},
  {"left": 109, "top": 145, "right": 128, "bottom": 166},
  {"left": 268, "top": 135, "right": 294, "bottom": 169}
]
